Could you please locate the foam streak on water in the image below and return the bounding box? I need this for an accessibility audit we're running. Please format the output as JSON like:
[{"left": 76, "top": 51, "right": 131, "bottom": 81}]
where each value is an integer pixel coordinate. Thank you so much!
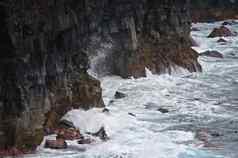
[{"left": 25, "top": 20, "right": 238, "bottom": 158}]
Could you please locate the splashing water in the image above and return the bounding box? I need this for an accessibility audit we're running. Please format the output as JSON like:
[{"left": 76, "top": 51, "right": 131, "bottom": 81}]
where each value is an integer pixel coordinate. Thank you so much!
[{"left": 25, "top": 20, "right": 238, "bottom": 158}]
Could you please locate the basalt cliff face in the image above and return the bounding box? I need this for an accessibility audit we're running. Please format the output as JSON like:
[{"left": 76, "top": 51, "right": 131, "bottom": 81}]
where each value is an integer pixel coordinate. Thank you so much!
[
  {"left": 191, "top": 0, "right": 238, "bottom": 22},
  {"left": 0, "top": 0, "right": 105, "bottom": 151},
  {"left": 0, "top": 0, "right": 200, "bottom": 151},
  {"left": 88, "top": 0, "right": 201, "bottom": 78}
]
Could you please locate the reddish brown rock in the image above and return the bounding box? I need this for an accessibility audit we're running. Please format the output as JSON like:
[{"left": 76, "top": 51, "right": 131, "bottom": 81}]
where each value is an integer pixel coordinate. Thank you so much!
[
  {"left": 56, "top": 128, "right": 83, "bottom": 141},
  {"left": 45, "top": 139, "right": 67, "bottom": 149},
  {"left": 0, "top": 148, "right": 24, "bottom": 157},
  {"left": 208, "top": 26, "right": 234, "bottom": 38}
]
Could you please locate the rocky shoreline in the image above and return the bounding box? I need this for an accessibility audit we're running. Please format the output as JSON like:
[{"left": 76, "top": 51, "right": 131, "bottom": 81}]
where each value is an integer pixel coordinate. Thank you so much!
[{"left": 0, "top": 0, "right": 237, "bottom": 157}]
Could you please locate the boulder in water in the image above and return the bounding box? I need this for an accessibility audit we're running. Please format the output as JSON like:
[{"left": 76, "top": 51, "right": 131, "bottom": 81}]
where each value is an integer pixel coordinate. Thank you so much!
[
  {"left": 56, "top": 128, "right": 83, "bottom": 140},
  {"left": 78, "top": 138, "right": 94, "bottom": 144},
  {"left": 102, "top": 108, "right": 110, "bottom": 113},
  {"left": 114, "top": 91, "right": 127, "bottom": 99},
  {"left": 157, "top": 108, "right": 169, "bottom": 113},
  {"left": 45, "top": 139, "right": 67, "bottom": 149},
  {"left": 217, "top": 38, "right": 227, "bottom": 43},
  {"left": 208, "top": 26, "right": 234, "bottom": 38},
  {"left": 91, "top": 127, "right": 109, "bottom": 141},
  {"left": 128, "top": 112, "right": 136, "bottom": 117},
  {"left": 191, "top": 27, "right": 200, "bottom": 31},
  {"left": 222, "top": 21, "right": 233, "bottom": 26},
  {"left": 222, "top": 20, "right": 238, "bottom": 26},
  {"left": 200, "top": 50, "right": 224, "bottom": 58}
]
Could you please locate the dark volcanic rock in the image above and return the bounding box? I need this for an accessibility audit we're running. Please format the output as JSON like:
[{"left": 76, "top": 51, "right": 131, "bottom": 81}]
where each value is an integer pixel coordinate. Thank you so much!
[
  {"left": 191, "top": 27, "right": 200, "bottom": 31},
  {"left": 78, "top": 138, "right": 94, "bottom": 145},
  {"left": 217, "top": 38, "right": 227, "bottom": 43},
  {"left": 128, "top": 112, "right": 136, "bottom": 117},
  {"left": 0, "top": 0, "right": 104, "bottom": 151},
  {"left": 157, "top": 108, "right": 169, "bottom": 113},
  {"left": 102, "top": 108, "right": 110, "bottom": 113},
  {"left": 114, "top": 91, "right": 127, "bottom": 99},
  {"left": 222, "top": 21, "right": 233, "bottom": 26},
  {"left": 91, "top": 127, "right": 109, "bottom": 141},
  {"left": 200, "top": 50, "right": 224, "bottom": 58},
  {"left": 208, "top": 26, "right": 234, "bottom": 38}
]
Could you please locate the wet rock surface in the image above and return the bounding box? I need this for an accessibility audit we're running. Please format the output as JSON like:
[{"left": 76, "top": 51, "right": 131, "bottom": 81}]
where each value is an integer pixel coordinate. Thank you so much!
[
  {"left": 200, "top": 50, "right": 224, "bottom": 58},
  {"left": 208, "top": 26, "right": 234, "bottom": 38},
  {"left": 157, "top": 108, "right": 169, "bottom": 114},
  {"left": 217, "top": 38, "right": 227, "bottom": 43},
  {"left": 78, "top": 138, "right": 94, "bottom": 145},
  {"left": 45, "top": 139, "right": 67, "bottom": 150},
  {"left": 56, "top": 128, "right": 82, "bottom": 141},
  {"left": 114, "top": 91, "right": 127, "bottom": 99},
  {"left": 89, "top": 127, "right": 109, "bottom": 141}
]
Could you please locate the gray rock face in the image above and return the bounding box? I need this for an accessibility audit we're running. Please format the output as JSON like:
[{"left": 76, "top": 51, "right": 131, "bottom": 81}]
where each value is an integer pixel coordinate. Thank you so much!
[
  {"left": 0, "top": 0, "right": 104, "bottom": 151},
  {"left": 0, "top": 0, "right": 201, "bottom": 151}
]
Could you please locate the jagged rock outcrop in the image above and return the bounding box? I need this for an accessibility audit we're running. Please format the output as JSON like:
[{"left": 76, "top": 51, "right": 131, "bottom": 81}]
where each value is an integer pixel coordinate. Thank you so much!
[
  {"left": 191, "top": 0, "right": 238, "bottom": 22},
  {"left": 112, "top": 0, "right": 201, "bottom": 77},
  {"left": 0, "top": 0, "right": 201, "bottom": 152},
  {"left": 0, "top": 0, "right": 104, "bottom": 151},
  {"left": 88, "top": 0, "right": 201, "bottom": 78}
]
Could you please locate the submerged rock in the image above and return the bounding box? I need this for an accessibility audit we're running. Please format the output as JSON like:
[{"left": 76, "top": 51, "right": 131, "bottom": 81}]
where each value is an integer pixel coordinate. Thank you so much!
[
  {"left": 222, "top": 21, "right": 233, "bottom": 26},
  {"left": 157, "top": 108, "right": 169, "bottom": 113},
  {"left": 114, "top": 91, "right": 127, "bottom": 99},
  {"left": 102, "top": 108, "right": 110, "bottom": 113},
  {"left": 128, "top": 113, "right": 136, "bottom": 117},
  {"left": 222, "top": 20, "right": 238, "bottom": 26},
  {"left": 91, "top": 127, "right": 109, "bottom": 141},
  {"left": 208, "top": 26, "right": 234, "bottom": 38},
  {"left": 217, "top": 38, "right": 227, "bottom": 43},
  {"left": 78, "top": 138, "right": 94, "bottom": 145},
  {"left": 191, "top": 27, "right": 200, "bottom": 31},
  {"left": 45, "top": 139, "right": 67, "bottom": 149},
  {"left": 200, "top": 50, "right": 224, "bottom": 58}
]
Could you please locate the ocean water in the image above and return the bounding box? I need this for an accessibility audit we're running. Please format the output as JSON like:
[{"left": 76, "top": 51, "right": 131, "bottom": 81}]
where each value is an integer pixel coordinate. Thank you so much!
[{"left": 25, "top": 20, "right": 238, "bottom": 158}]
